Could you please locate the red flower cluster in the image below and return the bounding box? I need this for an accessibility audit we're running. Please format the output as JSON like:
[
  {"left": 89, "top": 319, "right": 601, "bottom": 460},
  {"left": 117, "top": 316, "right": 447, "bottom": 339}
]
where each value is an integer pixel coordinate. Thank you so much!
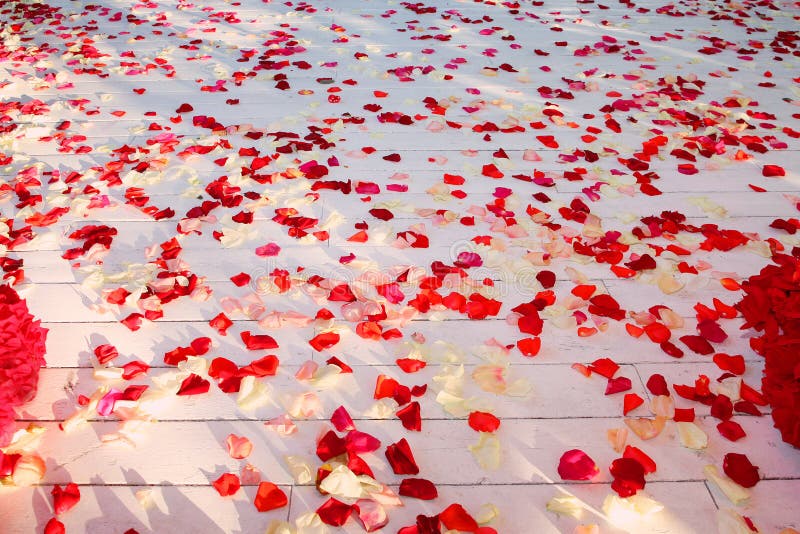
[
  {"left": 737, "top": 253, "right": 800, "bottom": 447},
  {"left": 0, "top": 284, "right": 48, "bottom": 446}
]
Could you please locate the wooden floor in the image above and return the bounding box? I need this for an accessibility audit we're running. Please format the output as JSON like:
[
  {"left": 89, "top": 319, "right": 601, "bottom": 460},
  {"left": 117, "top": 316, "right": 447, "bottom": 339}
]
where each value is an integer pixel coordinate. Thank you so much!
[{"left": 2, "top": 0, "right": 799, "bottom": 532}]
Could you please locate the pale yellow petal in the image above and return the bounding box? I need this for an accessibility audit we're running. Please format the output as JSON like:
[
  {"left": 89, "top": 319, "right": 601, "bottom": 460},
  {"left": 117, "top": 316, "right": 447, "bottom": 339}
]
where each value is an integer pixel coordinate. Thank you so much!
[
  {"left": 546, "top": 495, "right": 584, "bottom": 519},
  {"left": 677, "top": 422, "right": 708, "bottom": 449},
  {"left": 469, "top": 432, "right": 501, "bottom": 470},
  {"left": 704, "top": 466, "right": 749, "bottom": 505}
]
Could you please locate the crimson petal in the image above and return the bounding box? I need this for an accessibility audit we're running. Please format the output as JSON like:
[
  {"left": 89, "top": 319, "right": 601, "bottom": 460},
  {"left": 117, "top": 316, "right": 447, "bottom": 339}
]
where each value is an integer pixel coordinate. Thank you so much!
[
  {"left": 399, "top": 478, "right": 438, "bottom": 500},
  {"left": 723, "top": 453, "right": 759, "bottom": 488},
  {"left": 317, "top": 498, "right": 354, "bottom": 526},
  {"left": 397, "top": 401, "right": 422, "bottom": 431},
  {"left": 609, "top": 457, "right": 646, "bottom": 497},
  {"left": 385, "top": 438, "right": 420, "bottom": 475}
]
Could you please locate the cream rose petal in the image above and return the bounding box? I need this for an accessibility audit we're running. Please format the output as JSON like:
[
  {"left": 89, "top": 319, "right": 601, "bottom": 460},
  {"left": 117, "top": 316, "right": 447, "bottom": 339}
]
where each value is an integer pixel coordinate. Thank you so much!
[{"left": 677, "top": 421, "right": 708, "bottom": 449}]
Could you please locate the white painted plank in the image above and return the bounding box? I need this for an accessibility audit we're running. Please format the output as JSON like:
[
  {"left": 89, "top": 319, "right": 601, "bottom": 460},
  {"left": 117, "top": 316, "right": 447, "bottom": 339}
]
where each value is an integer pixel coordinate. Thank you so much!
[{"left": 27, "top": 417, "right": 800, "bottom": 487}]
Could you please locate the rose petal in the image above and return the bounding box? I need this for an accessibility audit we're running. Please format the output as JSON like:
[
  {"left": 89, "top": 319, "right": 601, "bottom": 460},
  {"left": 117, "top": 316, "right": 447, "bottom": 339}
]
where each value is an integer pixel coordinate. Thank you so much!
[
  {"left": 51, "top": 483, "right": 81, "bottom": 515},
  {"left": 396, "top": 402, "right": 422, "bottom": 431},
  {"left": 399, "top": 478, "right": 438, "bottom": 500},
  {"left": 317, "top": 498, "right": 353, "bottom": 526},
  {"left": 254, "top": 482, "right": 288, "bottom": 512},
  {"left": 176, "top": 374, "right": 210, "bottom": 396},
  {"left": 213, "top": 473, "right": 241, "bottom": 497},
  {"left": 723, "top": 453, "right": 760, "bottom": 488},
  {"left": 468, "top": 411, "right": 501, "bottom": 433},
  {"left": 241, "top": 331, "right": 278, "bottom": 350},
  {"left": 385, "top": 438, "right": 419, "bottom": 475},
  {"left": 44, "top": 518, "right": 65, "bottom": 534},
  {"left": 439, "top": 503, "right": 479, "bottom": 532},
  {"left": 331, "top": 406, "right": 356, "bottom": 432},
  {"left": 609, "top": 457, "right": 646, "bottom": 497},
  {"left": 557, "top": 449, "right": 599, "bottom": 481},
  {"left": 225, "top": 434, "right": 253, "bottom": 459},
  {"left": 354, "top": 499, "right": 389, "bottom": 532},
  {"left": 94, "top": 344, "right": 119, "bottom": 364}
]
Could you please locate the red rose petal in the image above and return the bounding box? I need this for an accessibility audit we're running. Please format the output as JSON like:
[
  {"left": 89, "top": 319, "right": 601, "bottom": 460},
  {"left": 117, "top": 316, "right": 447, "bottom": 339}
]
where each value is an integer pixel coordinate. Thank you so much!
[
  {"left": 239, "top": 355, "right": 279, "bottom": 377},
  {"left": 481, "top": 164, "right": 504, "bottom": 178},
  {"left": 710, "top": 394, "right": 734, "bottom": 420},
  {"left": 396, "top": 358, "right": 426, "bottom": 373},
  {"left": 309, "top": 331, "right": 340, "bottom": 351},
  {"left": 399, "top": 478, "right": 438, "bottom": 500},
  {"left": 385, "top": 438, "right": 419, "bottom": 475},
  {"left": 122, "top": 360, "right": 149, "bottom": 380},
  {"left": 622, "top": 446, "right": 657, "bottom": 474},
  {"left": 660, "top": 341, "right": 684, "bottom": 358},
  {"left": 327, "top": 356, "right": 353, "bottom": 373},
  {"left": 254, "top": 482, "right": 288, "bottom": 512},
  {"left": 762, "top": 164, "right": 785, "bottom": 177},
  {"left": 468, "top": 411, "right": 501, "bottom": 433},
  {"left": 712, "top": 353, "right": 745, "bottom": 375},
  {"left": 517, "top": 314, "right": 543, "bottom": 336},
  {"left": 588, "top": 357, "right": 619, "bottom": 379},
  {"left": 331, "top": 405, "right": 356, "bottom": 432},
  {"left": 536, "top": 270, "right": 556, "bottom": 289},
  {"left": 121, "top": 313, "right": 143, "bottom": 331},
  {"left": 209, "top": 357, "right": 238, "bottom": 380},
  {"left": 255, "top": 243, "right": 281, "bottom": 257},
  {"left": 644, "top": 322, "right": 671, "bottom": 343},
  {"left": 439, "top": 503, "right": 479, "bottom": 532},
  {"left": 680, "top": 335, "right": 715, "bottom": 355},
  {"left": 723, "top": 453, "right": 760, "bottom": 487},
  {"left": 606, "top": 376, "right": 632, "bottom": 395},
  {"left": 697, "top": 320, "right": 728, "bottom": 343},
  {"left": 345, "top": 430, "right": 382, "bottom": 454},
  {"left": 213, "top": 473, "right": 241, "bottom": 496},
  {"left": 516, "top": 336, "right": 541, "bottom": 357},
  {"left": 557, "top": 449, "right": 599, "bottom": 480},
  {"left": 673, "top": 408, "right": 695, "bottom": 422},
  {"left": 209, "top": 312, "right": 233, "bottom": 335},
  {"left": 230, "top": 272, "right": 251, "bottom": 286},
  {"left": 317, "top": 430, "right": 347, "bottom": 461},
  {"left": 317, "top": 498, "right": 354, "bottom": 526},
  {"left": 397, "top": 401, "right": 422, "bottom": 431},
  {"left": 609, "top": 457, "right": 646, "bottom": 497},
  {"left": 51, "top": 483, "right": 80, "bottom": 515},
  {"left": 240, "top": 331, "right": 278, "bottom": 350},
  {"left": 623, "top": 393, "right": 644, "bottom": 415},
  {"left": 176, "top": 374, "right": 210, "bottom": 396},
  {"left": 717, "top": 420, "right": 747, "bottom": 441},
  {"left": 44, "top": 518, "right": 65, "bottom": 534},
  {"left": 734, "top": 400, "right": 762, "bottom": 416},
  {"left": 646, "top": 374, "right": 670, "bottom": 396},
  {"left": 93, "top": 344, "right": 119, "bottom": 364}
]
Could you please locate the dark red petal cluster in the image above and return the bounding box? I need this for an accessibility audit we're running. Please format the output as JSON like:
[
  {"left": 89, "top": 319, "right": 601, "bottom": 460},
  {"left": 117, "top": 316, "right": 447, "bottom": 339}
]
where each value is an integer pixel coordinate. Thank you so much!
[
  {"left": 737, "top": 254, "right": 800, "bottom": 447},
  {"left": 0, "top": 285, "right": 48, "bottom": 446},
  {"left": 609, "top": 457, "right": 646, "bottom": 497}
]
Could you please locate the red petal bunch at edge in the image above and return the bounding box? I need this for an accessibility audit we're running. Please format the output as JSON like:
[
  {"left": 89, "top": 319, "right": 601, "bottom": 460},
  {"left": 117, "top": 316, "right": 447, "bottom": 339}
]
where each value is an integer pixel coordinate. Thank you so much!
[
  {"left": 736, "top": 254, "right": 800, "bottom": 448},
  {"left": 0, "top": 285, "right": 48, "bottom": 446}
]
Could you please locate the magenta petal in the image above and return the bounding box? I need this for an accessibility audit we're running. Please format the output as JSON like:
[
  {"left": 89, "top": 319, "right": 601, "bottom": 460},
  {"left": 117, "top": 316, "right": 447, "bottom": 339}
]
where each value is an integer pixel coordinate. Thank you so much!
[{"left": 557, "top": 449, "right": 599, "bottom": 480}]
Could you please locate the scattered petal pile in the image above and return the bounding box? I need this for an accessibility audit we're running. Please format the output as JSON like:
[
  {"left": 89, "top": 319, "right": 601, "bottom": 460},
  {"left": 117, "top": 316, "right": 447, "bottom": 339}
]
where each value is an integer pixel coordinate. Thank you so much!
[{"left": 1, "top": 0, "right": 799, "bottom": 532}]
